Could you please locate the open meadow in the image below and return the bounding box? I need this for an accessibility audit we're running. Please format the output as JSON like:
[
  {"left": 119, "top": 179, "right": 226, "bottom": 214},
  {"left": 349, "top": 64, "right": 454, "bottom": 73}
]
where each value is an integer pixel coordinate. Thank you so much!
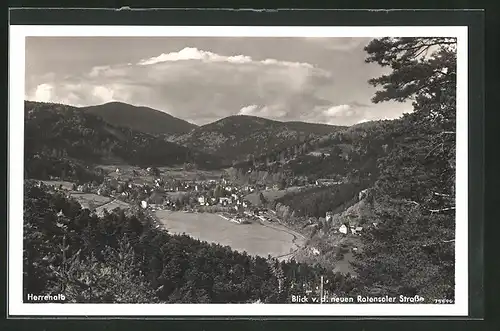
[
  {"left": 41, "top": 180, "right": 75, "bottom": 191},
  {"left": 69, "top": 193, "right": 111, "bottom": 209},
  {"left": 95, "top": 199, "right": 131, "bottom": 215},
  {"left": 96, "top": 165, "right": 226, "bottom": 187},
  {"left": 244, "top": 186, "right": 303, "bottom": 205},
  {"left": 155, "top": 210, "right": 303, "bottom": 258}
]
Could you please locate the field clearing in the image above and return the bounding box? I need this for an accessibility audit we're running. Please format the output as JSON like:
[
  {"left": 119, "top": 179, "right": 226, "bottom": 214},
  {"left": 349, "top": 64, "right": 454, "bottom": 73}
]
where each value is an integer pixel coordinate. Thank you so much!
[
  {"left": 97, "top": 164, "right": 224, "bottom": 182},
  {"left": 329, "top": 235, "right": 363, "bottom": 276},
  {"left": 98, "top": 164, "right": 137, "bottom": 175},
  {"left": 69, "top": 193, "right": 111, "bottom": 209},
  {"left": 333, "top": 251, "right": 356, "bottom": 275},
  {"left": 102, "top": 166, "right": 155, "bottom": 185},
  {"left": 244, "top": 186, "right": 303, "bottom": 205},
  {"left": 95, "top": 200, "right": 131, "bottom": 215},
  {"left": 158, "top": 167, "right": 225, "bottom": 180},
  {"left": 164, "top": 191, "right": 188, "bottom": 199},
  {"left": 41, "top": 180, "right": 75, "bottom": 190},
  {"left": 155, "top": 210, "right": 300, "bottom": 258}
]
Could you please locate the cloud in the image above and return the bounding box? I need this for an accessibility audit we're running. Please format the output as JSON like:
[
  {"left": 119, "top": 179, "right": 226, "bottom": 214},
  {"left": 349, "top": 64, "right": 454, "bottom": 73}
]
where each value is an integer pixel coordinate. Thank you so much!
[
  {"left": 28, "top": 82, "right": 129, "bottom": 107},
  {"left": 32, "top": 83, "right": 53, "bottom": 102},
  {"left": 323, "top": 104, "right": 352, "bottom": 117},
  {"left": 92, "top": 85, "right": 116, "bottom": 101},
  {"left": 301, "top": 37, "right": 370, "bottom": 51},
  {"left": 238, "top": 104, "right": 259, "bottom": 115},
  {"left": 298, "top": 101, "right": 390, "bottom": 126},
  {"left": 238, "top": 104, "right": 287, "bottom": 119},
  {"left": 138, "top": 47, "right": 314, "bottom": 69},
  {"left": 25, "top": 42, "right": 412, "bottom": 126},
  {"left": 350, "top": 101, "right": 371, "bottom": 108},
  {"left": 26, "top": 47, "right": 335, "bottom": 124},
  {"left": 89, "top": 65, "right": 112, "bottom": 78},
  {"left": 30, "top": 82, "right": 86, "bottom": 106}
]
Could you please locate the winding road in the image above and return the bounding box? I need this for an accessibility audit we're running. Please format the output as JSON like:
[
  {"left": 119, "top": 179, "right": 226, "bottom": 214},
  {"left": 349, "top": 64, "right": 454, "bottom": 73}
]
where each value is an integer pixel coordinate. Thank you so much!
[{"left": 256, "top": 214, "right": 306, "bottom": 261}]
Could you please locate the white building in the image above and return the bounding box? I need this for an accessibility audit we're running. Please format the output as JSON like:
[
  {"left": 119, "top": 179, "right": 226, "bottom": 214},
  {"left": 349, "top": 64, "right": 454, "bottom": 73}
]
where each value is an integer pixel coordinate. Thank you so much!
[
  {"left": 309, "top": 151, "right": 322, "bottom": 157},
  {"left": 359, "top": 189, "right": 369, "bottom": 201},
  {"left": 339, "top": 224, "right": 348, "bottom": 234},
  {"left": 219, "top": 197, "right": 232, "bottom": 205}
]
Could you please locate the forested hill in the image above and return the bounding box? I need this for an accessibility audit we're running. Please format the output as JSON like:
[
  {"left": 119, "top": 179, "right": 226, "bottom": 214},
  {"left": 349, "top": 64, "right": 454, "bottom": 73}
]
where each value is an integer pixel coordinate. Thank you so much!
[
  {"left": 24, "top": 101, "right": 226, "bottom": 173},
  {"left": 264, "top": 37, "right": 457, "bottom": 300},
  {"left": 173, "top": 114, "right": 345, "bottom": 162},
  {"left": 81, "top": 101, "right": 198, "bottom": 136},
  {"left": 231, "top": 118, "right": 395, "bottom": 183}
]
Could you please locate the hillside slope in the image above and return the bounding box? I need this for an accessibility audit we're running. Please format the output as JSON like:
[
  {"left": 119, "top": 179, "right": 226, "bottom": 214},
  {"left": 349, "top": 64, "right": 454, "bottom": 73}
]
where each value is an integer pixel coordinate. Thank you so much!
[
  {"left": 268, "top": 111, "right": 456, "bottom": 299},
  {"left": 230, "top": 119, "right": 394, "bottom": 184},
  {"left": 174, "top": 115, "right": 345, "bottom": 161},
  {"left": 24, "top": 101, "right": 225, "bottom": 178},
  {"left": 81, "top": 101, "right": 198, "bottom": 136}
]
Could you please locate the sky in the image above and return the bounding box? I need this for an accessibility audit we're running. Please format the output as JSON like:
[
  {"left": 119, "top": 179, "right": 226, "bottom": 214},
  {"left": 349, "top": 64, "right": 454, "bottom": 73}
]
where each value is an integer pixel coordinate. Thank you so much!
[{"left": 25, "top": 37, "right": 413, "bottom": 126}]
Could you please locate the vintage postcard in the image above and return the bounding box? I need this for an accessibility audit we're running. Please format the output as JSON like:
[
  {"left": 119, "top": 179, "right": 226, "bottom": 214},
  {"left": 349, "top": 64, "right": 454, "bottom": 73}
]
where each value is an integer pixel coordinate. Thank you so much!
[{"left": 9, "top": 21, "right": 471, "bottom": 317}]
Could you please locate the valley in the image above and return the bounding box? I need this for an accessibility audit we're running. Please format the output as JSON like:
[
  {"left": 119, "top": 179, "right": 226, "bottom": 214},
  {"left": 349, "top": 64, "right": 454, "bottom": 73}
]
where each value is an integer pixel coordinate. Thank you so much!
[
  {"left": 22, "top": 97, "right": 423, "bottom": 284},
  {"left": 38, "top": 164, "right": 313, "bottom": 261},
  {"left": 38, "top": 160, "right": 365, "bottom": 278},
  {"left": 22, "top": 36, "right": 457, "bottom": 304}
]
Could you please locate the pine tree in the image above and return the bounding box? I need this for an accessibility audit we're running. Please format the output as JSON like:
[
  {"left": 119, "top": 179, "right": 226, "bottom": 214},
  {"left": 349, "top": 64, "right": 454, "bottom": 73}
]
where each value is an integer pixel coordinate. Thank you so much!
[{"left": 352, "top": 37, "right": 457, "bottom": 300}]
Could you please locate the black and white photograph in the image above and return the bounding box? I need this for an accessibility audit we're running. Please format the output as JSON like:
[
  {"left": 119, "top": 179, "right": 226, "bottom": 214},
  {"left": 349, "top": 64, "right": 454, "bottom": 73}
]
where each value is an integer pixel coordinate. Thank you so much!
[{"left": 8, "top": 24, "right": 470, "bottom": 317}]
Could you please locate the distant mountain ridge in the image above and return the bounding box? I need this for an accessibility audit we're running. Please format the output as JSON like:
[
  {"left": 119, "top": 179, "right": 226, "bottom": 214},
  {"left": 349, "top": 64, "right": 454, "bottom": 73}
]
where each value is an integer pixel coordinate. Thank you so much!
[
  {"left": 79, "top": 100, "right": 347, "bottom": 162},
  {"left": 81, "top": 101, "right": 198, "bottom": 136},
  {"left": 173, "top": 114, "right": 345, "bottom": 161},
  {"left": 24, "top": 101, "right": 226, "bottom": 173},
  {"left": 25, "top": 100, "right": 347, "bottom": 165}
]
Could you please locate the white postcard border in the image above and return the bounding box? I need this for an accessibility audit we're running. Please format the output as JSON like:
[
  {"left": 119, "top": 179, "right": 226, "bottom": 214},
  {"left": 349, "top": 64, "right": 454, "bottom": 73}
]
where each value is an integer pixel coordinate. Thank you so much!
[{"left": 8, "top": 25, "right": 468, "bottom": 316}]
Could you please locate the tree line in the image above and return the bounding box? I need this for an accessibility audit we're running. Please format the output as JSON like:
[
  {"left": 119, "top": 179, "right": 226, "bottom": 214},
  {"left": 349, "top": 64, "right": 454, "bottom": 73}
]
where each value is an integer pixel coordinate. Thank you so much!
[{"left": 23, "top": 181, "right": 361, "bottom": 303}]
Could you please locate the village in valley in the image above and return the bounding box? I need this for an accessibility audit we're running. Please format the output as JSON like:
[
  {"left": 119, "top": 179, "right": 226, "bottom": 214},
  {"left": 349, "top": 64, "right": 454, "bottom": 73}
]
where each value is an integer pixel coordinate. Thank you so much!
[
  {"left": 36, "top": 162, "right": 374, "bottom": 269},
  {"left": 44, "top": 167, "right": 363, "bottom": 222}
]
